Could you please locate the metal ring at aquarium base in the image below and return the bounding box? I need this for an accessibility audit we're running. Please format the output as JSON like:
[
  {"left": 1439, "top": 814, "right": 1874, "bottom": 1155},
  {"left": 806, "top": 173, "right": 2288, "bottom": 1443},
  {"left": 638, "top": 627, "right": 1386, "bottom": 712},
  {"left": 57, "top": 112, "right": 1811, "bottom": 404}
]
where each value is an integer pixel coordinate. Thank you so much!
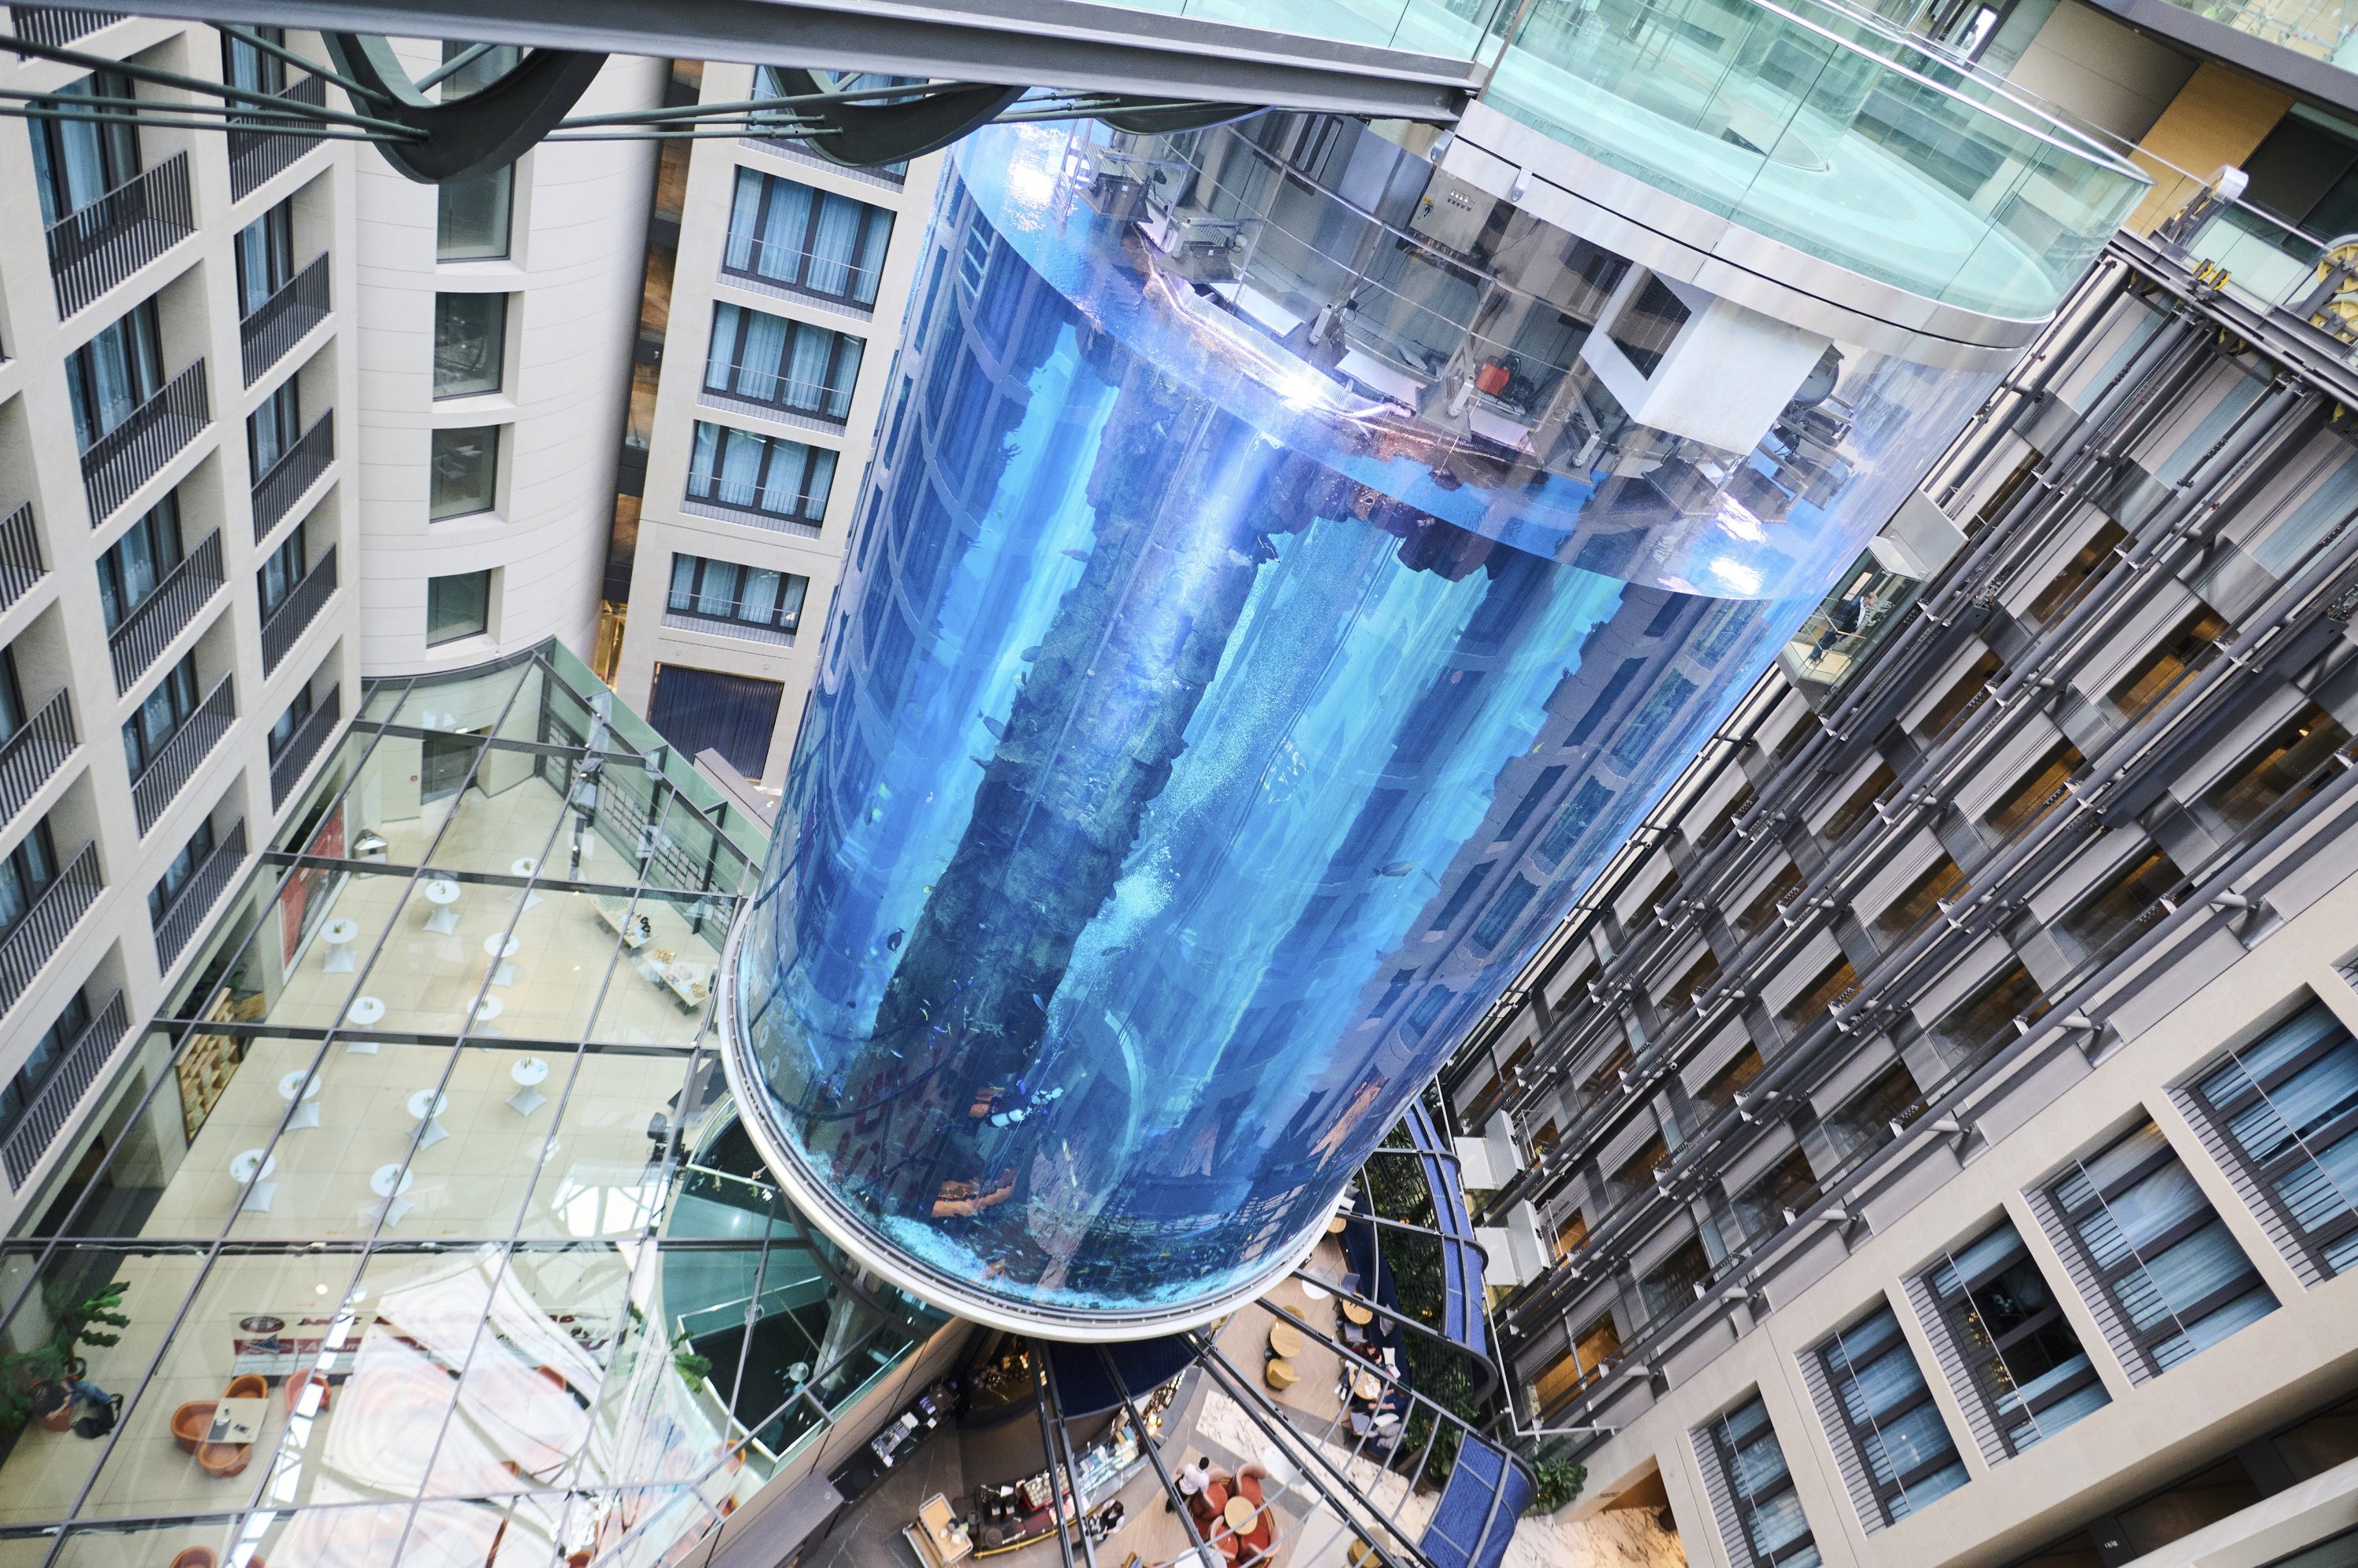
[{"left": 714, "top": 904, "right": 1331, "bottom": 1341}]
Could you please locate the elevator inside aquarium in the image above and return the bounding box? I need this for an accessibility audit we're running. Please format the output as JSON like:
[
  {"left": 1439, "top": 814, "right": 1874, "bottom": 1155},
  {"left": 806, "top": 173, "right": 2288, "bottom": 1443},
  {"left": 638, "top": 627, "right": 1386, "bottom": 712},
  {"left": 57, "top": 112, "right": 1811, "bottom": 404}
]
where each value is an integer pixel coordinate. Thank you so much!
[{"left": 721, "top": 108, "right": 2140, "bottom": 1335}]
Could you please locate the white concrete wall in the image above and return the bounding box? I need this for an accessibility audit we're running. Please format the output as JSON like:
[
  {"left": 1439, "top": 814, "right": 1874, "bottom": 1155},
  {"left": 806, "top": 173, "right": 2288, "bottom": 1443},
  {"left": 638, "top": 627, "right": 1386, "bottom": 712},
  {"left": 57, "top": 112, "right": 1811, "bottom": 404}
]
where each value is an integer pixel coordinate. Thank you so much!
[{"left": 353, "top": 49, "right": 661, "bottom": 675}]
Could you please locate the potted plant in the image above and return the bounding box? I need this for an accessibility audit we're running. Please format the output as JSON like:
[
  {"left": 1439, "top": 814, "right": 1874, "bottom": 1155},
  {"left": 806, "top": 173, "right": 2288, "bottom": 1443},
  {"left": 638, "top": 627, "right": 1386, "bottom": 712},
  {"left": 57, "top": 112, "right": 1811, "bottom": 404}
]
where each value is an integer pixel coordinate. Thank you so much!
[{"left": 0, "top": 1279, "right": 129, "bottom": 1438}]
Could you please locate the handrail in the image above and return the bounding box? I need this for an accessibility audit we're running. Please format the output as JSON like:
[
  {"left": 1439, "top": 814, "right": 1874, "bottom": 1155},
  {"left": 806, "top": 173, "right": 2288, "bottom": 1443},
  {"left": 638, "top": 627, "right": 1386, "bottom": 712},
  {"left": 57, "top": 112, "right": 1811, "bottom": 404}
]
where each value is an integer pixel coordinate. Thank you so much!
[
  {"left": 252, "top": 410, "right": 333, "bottom": 542},
  {"left": 1, "top": 990, "right": 127, "bottom": 1190},
  {"left": 0, "top": 841, "right": 101, "bottom": 1023},
  {"left": 0, "top": 690, "right": 77, "bottom": 829},
  {"left": 0, "top": 500, "right": 44, "bottom": 613},
  {"left": 80, "top": 358, "right": 207, "bottom": 527},
  {"left": 239, "top": 252, "right": 330, "bottom": 385},
  {"left": 130, "top": 674, "right": 233, "bottom": 835},
  {"left": 45, "top": 149, "right": 193, "bottom": 318},
  {"left": 153, "top": 818, "right": 246, "bottom": 971},
  {"left": 107, "top": 529, "right": 222, "bottom": 695},
  {"left": 228, "top": 72, "right": 326, "bottom": 200},
  {"left": 270, "top": 685, "right": 340, "bottom": 807},
  {"left": 261, "top": 542, "right": 337, "bottom": 673}
]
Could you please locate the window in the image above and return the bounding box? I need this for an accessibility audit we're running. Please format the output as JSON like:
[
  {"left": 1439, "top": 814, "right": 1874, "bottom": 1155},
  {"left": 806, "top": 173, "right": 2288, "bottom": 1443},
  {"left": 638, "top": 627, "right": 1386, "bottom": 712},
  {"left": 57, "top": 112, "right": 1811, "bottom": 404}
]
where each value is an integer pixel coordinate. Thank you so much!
[
  {"left": 267, "top": 682, "right": 314, "bottom": 760},
  {"left": 1658, "top": 948, "right": 1720, "bottom": 1015},
  {"left": 1579, "top": 1043, "right": 1633, "bottom": 1109},
  {"left": 685, "top": 421, "right": 837, "bottom": 527},
  {"left": 1735, "top": 862, "right": 1804, "bottom": 940},
  {"left": 1493, "top": 765, "right": 1566, "bottom": 843},
  {"left": 2044, "top": 1118, "right": 2275, "bottom": 1377},
  {"left": 249, "top": 376, "right": 299, "bottom": 475},
  {"left": 1814, "top": 1304, "right": 1969, "bottom": 1526},
  {"left": 2056, "top": 846, "right": 2179, "bottom": 958},
  {"left": 430, "top": 426, "right": 500, "bottom": 519},
  {"left": 437, "top": 163, "right": 512, "bottom": 260},
  {"left": 233, "top": 201, "right": 294, "bottom": 317},
  {"left": 2026, "top": 519, "right": 2125, "bottom": 622},
  {"left": 433, "top": 292, "right": 507, "bottom": 398},
  {"left": 1429, "top": 861, "right": 1494, "bottom": 931},
  {"left": 2111, "top": 608, "right": 2226, "bottom": 717},
  {"left": 1820, "top": 762, "right": 1896, "bottom": 843},
  {"left": 1639, "top": 1232, "right": 1713, "bottom": 1319},
  {"left": 1919, "top": 649, "right": 2000, "bottom": 741},
  {"left": 667, "top": 554, "right": 810, "bottom": 636},
  {"left": 704, "top": 303, "right": 864, "bottom": 424},
  {"left": 1531, "top": 1310, "right": 1618, "bottom": 1411},
  {"left": 1733, "top": 1145, "right": 1820, "bottom": 1238},
  {"left": 426, "top": 571, "right": 491, "bottom": 645},
  {"left": 1930, "top": 961, "right": 2044, "bottom": 1067},
  {"left": 97, "top": 495, "right": 184, "bottom": 633},
  {"left": 435, "top": 39, "right": 520, "bottom": 99},
  {"left": 67, "top": 300, "right": 165, "bottom": 450},
  {"left": 723, "top": 167, "right": 894, "bottom": 307},
  {"left": 1700, "top": 1395, "right": 1820, "bottom": 1567},
  {"left": 1987, "top": 740, "right": 2083, "bottom": 835},
  {"left": 1611, "top": 1133, "right": 1672, "bottom": 1199},
  {"left": 1776, "top": 955, "right": 1855, "bottom": 1037},
  {"left": 1872, "top": 857, "right": 1963, "bottom": 944},
  {"left": 149, "top": 815, "right": 217, "bottom": 925},
  {"left": 257, "top": 528, "right": 307, "bottom": 621},
  {"left": 0, "top": 819, "right": 59, "bottom": 942},
  {"left": 750, "top": 65, "right": 914, "bottom": 177},
  {"left": 2185, "top": 1001, "right": 2358, "bottom": 1280},
  {"left": 0, "top": 987, "right": 90, "bottom": 1137},
  {"left": 28, "top": 71, "right": 139, "bottom": 227},
  {"left": 123, "top": 652, "right": 200, "bottom": 777},
  {"left": 1609, "top": 276, "right": 1690, "bottom": 377},
  {"left": 0, "top": 648, "right": 24, "bottom": 746},
  {"left": 1470, "top": 873, "right": 1538, "bottom": 951},
  {"left": 2202, "top": 703, "right": 2349, "bottom": 836},
  {"left": 221, "top": 26, "right": 285, "bottom": 94},
  {"left": 1824, "top": 1060, "right": 1923, "bottom": 1162},
  {"left": 1923, "top": 1221, "right": 2108, "bottom": 1456},
  {"left": 646, "top": 663, "right": 784, "bottom": 779},
  {"left": 1698, "top": 1045, "right": 1766, "bottom": 1111}
]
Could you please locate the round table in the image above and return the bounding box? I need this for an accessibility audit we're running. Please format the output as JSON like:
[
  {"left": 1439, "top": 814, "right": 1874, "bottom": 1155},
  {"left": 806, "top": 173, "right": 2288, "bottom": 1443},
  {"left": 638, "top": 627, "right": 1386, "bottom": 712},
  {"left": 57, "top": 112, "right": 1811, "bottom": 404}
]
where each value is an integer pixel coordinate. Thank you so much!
[
  {"left": 230, "top": 1148, "right": 276, "bottom": 1184},
  {"left": 346, "top": 996, "right": 386, "bottom": 1026},
  {"left": 511, "top": 1056, "right": 550, "bottom": 1089},
  {"left": 278, "top": 1070, "right": 323, "bottom": 1103},
  {"left": 423, "top": 879, "right": 461, "bottom": 906},
  {"left": 1298, "top": 1279, "right": 1331, "bottom": 1302},
  {"left": 483, "top": 933, "right": 520, "bottom": 960},
  {"left": 369, "top": 1164, "right": 415, "bottom": 1198},
  {"left": 510, "top": 857, "right": 537, "bottom": 878},
  {"left": 472, "top": 996, "right": 504, "bottom": 1024},
  {"left": 1263, "top": 1357, "right": 1298, "bottom": 1392},
  {"left": 1325, "top": 1214, "right": 1349, "bottom": 1236},
  {"left": 1341, "top": 1300, "right": 1375, "bottom": 1327},
  {"left": 321, "top": 917, "right": 360, "bottom": 971},
  {"left": 406, "top": 1089, "right": 449, "bottom": 1122},
  {"left": 1352, "top": 1370, "right": 1382, "bottom": 1401},
  {"left": 1222, "top": 1496, "right": 1255, "bottom": 1533},
  {"left": 1267, "top": 1320, "right": 1305, "bottom": 1359}
]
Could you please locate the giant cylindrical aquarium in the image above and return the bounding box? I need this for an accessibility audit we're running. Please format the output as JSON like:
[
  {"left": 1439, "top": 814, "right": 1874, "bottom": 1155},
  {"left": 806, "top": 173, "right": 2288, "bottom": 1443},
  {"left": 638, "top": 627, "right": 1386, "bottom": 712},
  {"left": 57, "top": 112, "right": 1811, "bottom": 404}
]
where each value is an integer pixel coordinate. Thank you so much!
[{"left": 724, "top": 102, "right": 2141, "bottom": 1334}]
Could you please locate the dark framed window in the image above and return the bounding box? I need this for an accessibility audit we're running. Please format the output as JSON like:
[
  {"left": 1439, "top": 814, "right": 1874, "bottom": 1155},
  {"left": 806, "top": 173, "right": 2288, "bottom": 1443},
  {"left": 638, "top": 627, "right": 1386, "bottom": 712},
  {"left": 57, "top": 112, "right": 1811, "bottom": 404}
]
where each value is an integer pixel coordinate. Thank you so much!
[
  {"left": 28, "top": 71, "right": 140, "bottom": 227},
  {"left": 221, "top": 26, "right": 285, "bottom": 94},
  {"left": 1923, "top": 1220, "right": 2108, "bottom": 1456},
  {"left": 148, "top": 815, "right": 217, "bottom": 924},
  {"left": 257, "top": 527, "right": 307, "bottom": 620},
  {"left": 426, "top": 570, "right": 492, "bottom": 645},
  {"left": 1607, "top": 275, "right": 1690, "bottom": 377},
  {"left": 437, "top": 163, "right": 512, "bottom": 260},
  {"left": 1530, "top": 1310, "right": 1618, "bottom": 1412},
  {"left": 2201, "top": 703, "right": 2349, "bottom": 837},
  {"left": 267, "top": 681, "right": 314, "bottom": 760},
  {"left": 685, "top": 420, "right": 836, "bottom": 526},
  {"left": 435, "top": 39, "right": 520, "bottom": 99},
  {"left": 67, "top": 300, "right": 166, "bottom": 450},
  {"left": 97, "top": 494, "right": 183, "bottom": 633},
  {"left": 0, "top": 986, "right": 90, "bottom": 1136},
  {"left": 750, "top": 65, "right": 913, "bottom": 178},
  {"left": 248, "top": 376, "right": 299, "bottom": 474},
  {"left": 723, "top": 167, "right": 893, "bottom": 307},
  {"left": 2056, "top": 846, "right": 2180, "bottom": 959},
  {"left": 2186, "top": 1001, "right": 2358, "bottom": 1280},
  {"left": 1732, "top": 1144, "right": 1820, "bottom": 1239},
  {"left": 429, "top": 426, "right": 500, "bottom": 519},
  {"left": 1638, "top": 1231, "right": 1712, "bottom": 1319},
  {"left": 704, "top": 303, "right": 864, "bottom": 424},
  {"left": 233, "top": 200, "right": 294, "bottom": 316},
  {"left": 2046, "top": 1118, "right": 2275, "bottom": 1377},
  {"left": 646, "top": 663, "right": 783, "bottom": 780},
  {"left": 123, "top": 652, "right": 200, "bottom": 777},
  {"left": 1815, "top": 1303, "right": 1969, "bottom": 1526},
  {"left": 1700, "top": 1394, "right": 1821, "bottom": 1567},
  {"left": 0, "top": 646, "right": 24, "bottom": 745},
  {"left": 667, "top": 553, "right": 810, "bottom": 636},
  {"left": 433, "top": 292, "right": 506, "bottom": 398},
  {"left": 0, "top": 818, "right": 59, "bottom": 943}
]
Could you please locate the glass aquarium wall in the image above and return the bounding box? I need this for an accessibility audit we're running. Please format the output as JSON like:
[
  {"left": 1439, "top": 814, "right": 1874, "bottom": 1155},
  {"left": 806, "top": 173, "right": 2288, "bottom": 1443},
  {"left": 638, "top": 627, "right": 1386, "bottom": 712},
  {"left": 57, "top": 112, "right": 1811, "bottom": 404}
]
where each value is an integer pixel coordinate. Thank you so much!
[{"left": 730, "top": 115, "right": 2006, "bottom": 1331}]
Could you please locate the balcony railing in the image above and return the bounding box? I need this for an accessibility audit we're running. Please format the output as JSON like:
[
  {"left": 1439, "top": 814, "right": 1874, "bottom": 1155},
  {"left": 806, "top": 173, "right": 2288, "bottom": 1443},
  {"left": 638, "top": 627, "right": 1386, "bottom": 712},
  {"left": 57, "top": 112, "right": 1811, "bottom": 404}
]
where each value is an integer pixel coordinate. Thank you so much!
[
  {"left": 228, "top": 73, "right": 326, "bottom": 200},
  {"left": 0, "top": 690, "right": 77, "bottom": 829},
  {"left": 108, "top": 528, "right": 222, "bottom": 695},
  {"left": 261, "top": 542, "right": 336, "bottom": 674},
  {"left": 1, "top": 990, "right": 126, "bottom": 1191},
  {"left": 46, "top": 151, "right": 194, "bottom": 320},
  {"left": 0, "top": 501, "right": 43, "bottom": 614},
  {"left": 82, "top": 358, "right": 208, "bottom": 527},
  {"left": 251, "top": 411, "right": 332, "bottom": 542},
  {"left": 240, "top": 253, "right": 329, "bottom": 385},
  {"left": 0, "top": 840, "right": 101, "bottom": 1027},
  {"left": 131, "top": 674, "right": 233, "bottom": 835},
  {"left": 8, "top": 6, "right": 123, "bottom": 51},
  {"left": 270, "top": 685, "right": 339, "bottom": 807},
  {"left": 153, "top": 817, "right": 244, "bottom": 972}
]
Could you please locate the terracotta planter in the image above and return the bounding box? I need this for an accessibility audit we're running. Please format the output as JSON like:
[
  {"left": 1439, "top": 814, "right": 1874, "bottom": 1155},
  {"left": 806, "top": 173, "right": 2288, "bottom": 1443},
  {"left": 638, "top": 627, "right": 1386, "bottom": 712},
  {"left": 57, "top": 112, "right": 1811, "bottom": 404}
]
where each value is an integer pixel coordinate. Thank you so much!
[
  {"left": 196, "top": 1441, "right": 251, "bottom": 1478},
  {"left": 171, "top": 1401, "right": 218, "bottom": 1452}
]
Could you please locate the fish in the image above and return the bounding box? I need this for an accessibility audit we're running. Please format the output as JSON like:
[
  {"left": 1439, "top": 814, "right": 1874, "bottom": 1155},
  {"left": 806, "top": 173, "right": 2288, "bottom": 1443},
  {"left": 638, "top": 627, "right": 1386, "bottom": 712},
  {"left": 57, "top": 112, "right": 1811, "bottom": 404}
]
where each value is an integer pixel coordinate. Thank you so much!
[{"left": 1378, "top": 861, "right": 1416, "bottom": 876}]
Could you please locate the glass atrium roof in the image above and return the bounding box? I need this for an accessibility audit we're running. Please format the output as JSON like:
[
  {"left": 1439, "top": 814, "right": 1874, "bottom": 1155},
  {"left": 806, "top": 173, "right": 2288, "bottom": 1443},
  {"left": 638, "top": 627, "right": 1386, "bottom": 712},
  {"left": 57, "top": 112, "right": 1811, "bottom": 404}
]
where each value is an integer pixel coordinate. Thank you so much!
[{"left": 0, "top": 644, "right": 946, "bottom": 1567}]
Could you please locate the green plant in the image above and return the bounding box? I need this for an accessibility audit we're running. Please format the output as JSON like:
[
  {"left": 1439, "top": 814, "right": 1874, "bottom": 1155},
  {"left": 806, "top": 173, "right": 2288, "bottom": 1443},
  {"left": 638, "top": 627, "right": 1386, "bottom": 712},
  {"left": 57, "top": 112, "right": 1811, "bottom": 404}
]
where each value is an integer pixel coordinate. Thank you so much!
[
  {"left": 0, "top": 1279, "right": 130, "bottom": 1434},
  {"left": 670, "top": 1331, "right": 713, "bottom": 1394},
  {"left": 1526, "top": 1455, "right": 1586, "bottom": 1515}
]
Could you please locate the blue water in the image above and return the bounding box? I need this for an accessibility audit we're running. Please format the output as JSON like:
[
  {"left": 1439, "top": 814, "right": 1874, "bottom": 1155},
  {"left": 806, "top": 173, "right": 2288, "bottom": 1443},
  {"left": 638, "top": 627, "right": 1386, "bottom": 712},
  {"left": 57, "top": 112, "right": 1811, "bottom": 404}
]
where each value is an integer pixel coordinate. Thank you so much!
[{"left": 734, "top": 125, "right": 1992, "bottom": 1322}]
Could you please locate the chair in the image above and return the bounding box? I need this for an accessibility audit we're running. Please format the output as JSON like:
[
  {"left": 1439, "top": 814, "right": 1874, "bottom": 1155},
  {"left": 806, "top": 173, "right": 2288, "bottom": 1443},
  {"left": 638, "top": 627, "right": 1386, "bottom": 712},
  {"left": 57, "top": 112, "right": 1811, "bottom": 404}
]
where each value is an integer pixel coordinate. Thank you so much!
[
  {"left": 224, "top": 1374, "right": 266, "bottom": 1401},
  {"left": 196, "top": 1441, "right": 251, "bottom": 1478},
  {"left": 171, "top": 1401, "right": 217, "bottom": 1453},
  {"left": 285, "top": 1369, "right": 332, "bottom": 1414}
]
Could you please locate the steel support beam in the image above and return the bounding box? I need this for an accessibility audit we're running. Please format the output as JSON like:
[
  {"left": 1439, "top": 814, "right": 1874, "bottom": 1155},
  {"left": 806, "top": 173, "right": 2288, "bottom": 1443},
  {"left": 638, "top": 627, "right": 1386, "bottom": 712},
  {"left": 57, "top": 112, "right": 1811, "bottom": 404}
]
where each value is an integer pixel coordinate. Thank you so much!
[{"left": 105, "top": 0, "right": 1480, "bottom": 120}]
